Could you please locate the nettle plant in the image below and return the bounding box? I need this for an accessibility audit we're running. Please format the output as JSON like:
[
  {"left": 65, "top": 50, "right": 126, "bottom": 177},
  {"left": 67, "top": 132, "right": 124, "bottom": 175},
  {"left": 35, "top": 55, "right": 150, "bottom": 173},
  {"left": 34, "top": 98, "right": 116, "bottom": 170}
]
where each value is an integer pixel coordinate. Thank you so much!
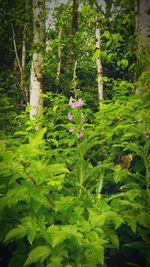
[
  {"left": 0, "top": 85, "right": 149, "bottom": 266},
  {"left": 0, "top": 94, "right": 129, "bottom": 267},
  {"left": 91, "top": 90, "right": 150, "bottom": 265}
]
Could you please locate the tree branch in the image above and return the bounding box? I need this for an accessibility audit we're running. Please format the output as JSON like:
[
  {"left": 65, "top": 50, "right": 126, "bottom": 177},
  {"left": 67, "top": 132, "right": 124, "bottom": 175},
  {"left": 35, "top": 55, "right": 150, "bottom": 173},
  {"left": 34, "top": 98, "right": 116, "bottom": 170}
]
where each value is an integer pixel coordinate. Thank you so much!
[{"left": 10, "top": 22, "right": 22, "bottom": 76}]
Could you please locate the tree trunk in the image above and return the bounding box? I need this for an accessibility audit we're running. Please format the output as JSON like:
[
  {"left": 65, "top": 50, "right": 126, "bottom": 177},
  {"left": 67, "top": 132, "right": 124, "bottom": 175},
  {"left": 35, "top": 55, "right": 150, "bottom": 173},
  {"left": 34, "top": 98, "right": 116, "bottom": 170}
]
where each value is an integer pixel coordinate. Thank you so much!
[
  {"left": 71, "top": 0, "right": 79, "bottom": 61},
  {"left": 71, "top": 0, "right": 79, "bottom": 94},
  {"left": 95, "top": 17, "right": 103, "bottom": 106},
  {"left": 30, "top": 0, "right": 45, "bottom": 129},
  {"left": 72, "top": 0, "right": 78, "bottom": 36},
  {"left": 11, "top": 22, "right": 29, "bottom": 105},
  {"left": 135, "top": 0, "right": 150, "bottom": 70},
  {"left": 56, "top": 27, "right": 62, "bottom": 82}
]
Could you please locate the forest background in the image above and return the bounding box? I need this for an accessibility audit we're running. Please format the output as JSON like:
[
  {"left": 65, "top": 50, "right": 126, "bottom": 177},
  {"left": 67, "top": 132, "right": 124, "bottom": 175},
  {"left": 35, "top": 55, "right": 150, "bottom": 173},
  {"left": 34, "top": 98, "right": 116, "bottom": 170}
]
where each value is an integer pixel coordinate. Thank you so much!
[{"left": 0, "top": 0, "right": 150, "bottom": 266}]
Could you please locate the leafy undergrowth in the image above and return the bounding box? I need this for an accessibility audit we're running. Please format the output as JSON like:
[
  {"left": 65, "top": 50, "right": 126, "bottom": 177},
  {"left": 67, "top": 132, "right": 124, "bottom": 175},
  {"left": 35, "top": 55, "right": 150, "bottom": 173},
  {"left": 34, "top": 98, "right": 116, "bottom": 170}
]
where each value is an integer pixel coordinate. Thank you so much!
[{"left": 0, "top": 91, "right": 150, "bottom": 267}]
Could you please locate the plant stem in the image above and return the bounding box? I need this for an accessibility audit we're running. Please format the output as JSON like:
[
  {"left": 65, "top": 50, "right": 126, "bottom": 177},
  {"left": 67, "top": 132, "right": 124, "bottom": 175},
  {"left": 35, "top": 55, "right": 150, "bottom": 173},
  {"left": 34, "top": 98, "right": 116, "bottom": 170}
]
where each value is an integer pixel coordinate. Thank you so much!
[
  {"left": 21, "top": 161, "right": 55, "bottom": 208},
  {"left": 79, "top": 164, "right": 83, "bottom": 197}
]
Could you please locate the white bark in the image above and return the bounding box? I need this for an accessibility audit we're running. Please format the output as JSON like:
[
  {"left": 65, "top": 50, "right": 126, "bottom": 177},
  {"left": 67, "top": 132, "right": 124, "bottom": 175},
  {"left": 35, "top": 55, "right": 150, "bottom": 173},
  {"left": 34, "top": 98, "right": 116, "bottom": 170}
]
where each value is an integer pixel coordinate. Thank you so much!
[
  {"left": 135, "top": 0, "right": 150, "bottom": 47},
  {"left": 30, "top": 0, "right": 45, "bottom": 128},
  {"left": 95, "top": 18, "right": 103, "bottom": 105},
  {"left": 56, "top": 27, "right": 62, "bottom": 81}
]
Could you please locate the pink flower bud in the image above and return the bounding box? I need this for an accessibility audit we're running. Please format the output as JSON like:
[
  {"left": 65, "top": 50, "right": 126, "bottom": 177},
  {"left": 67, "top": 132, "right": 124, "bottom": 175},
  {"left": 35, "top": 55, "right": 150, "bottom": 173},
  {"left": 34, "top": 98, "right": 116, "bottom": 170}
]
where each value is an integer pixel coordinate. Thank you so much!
[
  {"left": 68, "top": 112, "right": 73, "bottom": 120},
  {"left": 69, "top": 126, "right": 75, "bottom": 133},
  {"left": 76, "top": 98, "right": 83, "bottom": 107},
  {"left": 77, "top": 131, "right": 83, "bottom": 139},
  {"left": 69, "top": 96, "right": 73, "bottom": 106},
  {"left": 81, "top": 112, "right": 85, "bottom": 123},
  {"left": 71, "top": 102, "right": 77, "bottom": 109}
]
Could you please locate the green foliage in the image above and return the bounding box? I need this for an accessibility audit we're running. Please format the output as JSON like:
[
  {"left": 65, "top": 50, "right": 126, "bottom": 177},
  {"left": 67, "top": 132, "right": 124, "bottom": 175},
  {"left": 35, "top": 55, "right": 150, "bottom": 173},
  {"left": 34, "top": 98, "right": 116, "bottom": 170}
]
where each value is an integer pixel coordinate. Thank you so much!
[
  {"left": 1, "top": 88, "right": 149, "bottom": 266},
  {"left": 24, "top": 246, "right": 51, "bottom": 266},
  {"left": 0, "top": 0, "right": 150, "bottom": 266}
]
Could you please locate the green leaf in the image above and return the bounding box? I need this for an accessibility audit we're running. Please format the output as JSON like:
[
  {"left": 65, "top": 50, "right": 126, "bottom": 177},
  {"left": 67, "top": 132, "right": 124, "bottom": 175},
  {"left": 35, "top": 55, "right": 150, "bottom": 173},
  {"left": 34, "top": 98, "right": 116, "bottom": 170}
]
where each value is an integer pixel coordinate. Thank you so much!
[
  {"left": 50, "top": 138, "right": 59, "bottom": 147},
  {"left": 0, "top": 140, "right": 6, "bottom": 151},
  {"left": 47, "top": 225, "right": 82, "bottom": 248},
  {"left": 14, "top": 131, "right": 28, "bottom": 136},
  {"left": 55, "top": 196, "right": 74, "bottom": 212},
  {"left": 121, "top": 59, "right": 128, "bottom": 67},
  {"left": 103, "top": 76, "right": 108, "bottom": 82},
  {"left": 47, "top": 263, "right": 62, "bottom": 267},
  {"left": 123, "top": 143, "right": 141, "bottom": 155},
  {"left": 85, "top": 243, "right": 104, "bottom": 265},
  {"left": 117, "top": 59, "right": 128, "bottom": 69},
  {"left": 109, "top": 234, "right": 119, "bottom": 249},
  {"left": 126, "top": 217, "right": 136, "bottom": 233},
  {"left": 4, "top": 225, "right": 28, "bottom": 243},
  {"left": 47, "top": 164, "right": 69, "bottom": 175},
  {"left": 29, "top": 127, "right": 47, "bottom": 147},
  {"left": 47, "top": 226, "right": 70, "bottom": 247},
  {"left": 24, "top": 245, "right": 51, "bottom": 266},
  {"left": 27, "top": 230, "right": 36, "bottom": 245},
  {"left": 126, "top": 189, "right": 141, "bottom": 201},
  {"left": 103, "top": 30, "right": 110, "bottom": 39},
  {"left": 88, "top": 209, "right": 124, "bottom": 229}
]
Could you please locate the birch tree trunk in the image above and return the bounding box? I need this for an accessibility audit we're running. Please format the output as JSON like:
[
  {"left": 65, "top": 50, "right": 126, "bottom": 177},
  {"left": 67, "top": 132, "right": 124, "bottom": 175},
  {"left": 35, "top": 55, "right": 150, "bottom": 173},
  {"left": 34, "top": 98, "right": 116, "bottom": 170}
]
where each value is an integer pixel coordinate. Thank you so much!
[
  {"left": 56, "top": 27, "right": 62, "bottom": 82},
  {"left": 135, "top": 0, "right": 150, "bottom": 70},
  {"left": 95, "top": 17, "right": 103, "bottom": 106},
  {"left": 30, "top": 0, "right": 45, "bottom": 129}
]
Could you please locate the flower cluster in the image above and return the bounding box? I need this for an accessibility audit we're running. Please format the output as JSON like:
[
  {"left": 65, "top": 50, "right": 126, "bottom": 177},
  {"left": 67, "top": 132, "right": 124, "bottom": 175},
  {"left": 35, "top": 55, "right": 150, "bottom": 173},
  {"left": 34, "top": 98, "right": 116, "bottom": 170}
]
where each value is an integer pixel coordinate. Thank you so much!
[
  {"left": 69, "top": 96, "right": 83, "bottom": 109},
  {"left": 68, "top": 96, "right": 85, "bottom": 139}
]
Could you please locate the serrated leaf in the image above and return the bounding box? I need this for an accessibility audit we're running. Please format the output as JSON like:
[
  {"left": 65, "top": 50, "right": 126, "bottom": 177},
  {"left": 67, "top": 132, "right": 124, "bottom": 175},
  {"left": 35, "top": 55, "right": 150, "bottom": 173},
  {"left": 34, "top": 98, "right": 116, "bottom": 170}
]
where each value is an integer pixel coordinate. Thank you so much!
[
  {"left": 127, "top": 217, "right": 136, "bottom": 233},
  {"left": 4, "top": 225, "right": 28, "bottom": 243},
  {"left": 123, "top": 143, "right": 141, "bottom": 155},
  {"left": 47, "top": 164, "right": 69, "bottom": 175},
  {"left": 29, "top": 127, "right": 47, "bottom": 147},
  {"left": 27, "top": 230, "right": 36, "bottom": 245},
  {"left": 47, "top": 225, "right": 81, "bottom": 248},
  {"left": 24, "top": 245, "right": 51, "bottom": 266},
  {"left": 88, "top": 210, "right": 123, "bottom": 229},
  {"left": 126, "top": 189, "right": 141, "bottom": 201},
  {"left": 55, "top": 196, "right": 74, "bottom": 212},
  {"left": 109, "top": 234, "right": 119, "bottom": 249},
  {"left": 85, "top": 243, "right": 104, "bottom": 265}
]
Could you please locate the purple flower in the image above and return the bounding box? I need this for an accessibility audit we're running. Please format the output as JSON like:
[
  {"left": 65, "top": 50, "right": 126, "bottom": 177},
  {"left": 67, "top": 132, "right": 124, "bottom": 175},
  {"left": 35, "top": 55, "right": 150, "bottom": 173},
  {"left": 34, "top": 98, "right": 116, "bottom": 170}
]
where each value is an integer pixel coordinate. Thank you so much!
[
  {"left": 69, "top": 96, "right": 73, "bottom": 106},
  {"left": 69, "top": 97, "right": 83, "bottom": 109},
  {"left": 68, "top": 112, "right": 73, "bottom": 121},
  {"left": 69, "top": 126, "right": 75, "bottom": 133},
  {"left": 69, "top": 96, "right": 77, "bottom": 109},
  {"left": 71, "top": 102, "right": 77, "bottom": 109},
  {"left": 77, "top": 132, "right": 83, "bottom": 139},
  {"left": 81, "top": 127, "right": 84, "bottom": 131},
  {"left": 76, "top": 98, "right": 83, "bottom": 107},
  {"left": 81, "top": 112, "right": 85, "bottom": 123}
]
